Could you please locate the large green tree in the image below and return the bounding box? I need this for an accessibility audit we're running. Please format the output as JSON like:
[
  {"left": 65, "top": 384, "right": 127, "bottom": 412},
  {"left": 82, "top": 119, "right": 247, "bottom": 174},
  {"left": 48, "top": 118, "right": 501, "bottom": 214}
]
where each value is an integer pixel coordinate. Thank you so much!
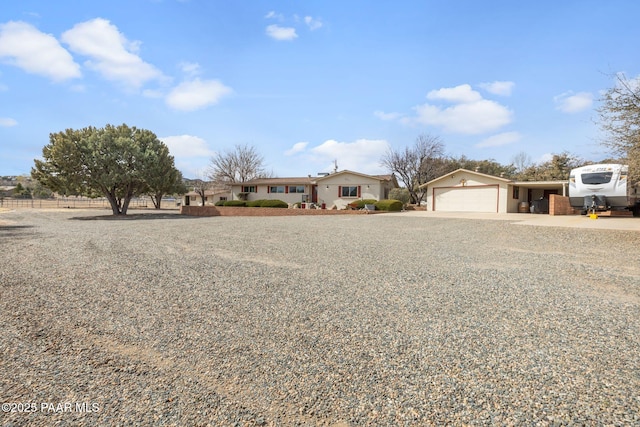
[
  {"left": 446, "top": 155, "right": 516, "bottom": 178},
  {"left": 516, "top": 152, "right": 582, "bottom": 181},
  {"left": 597, "top": 73, "right": 640, "bottom": 185},
  {"left": 32, "top": 124, "right": 181, "bottom": 215},
  {"left": 144, "top": 143, "right": 187, "bottom": 209}
]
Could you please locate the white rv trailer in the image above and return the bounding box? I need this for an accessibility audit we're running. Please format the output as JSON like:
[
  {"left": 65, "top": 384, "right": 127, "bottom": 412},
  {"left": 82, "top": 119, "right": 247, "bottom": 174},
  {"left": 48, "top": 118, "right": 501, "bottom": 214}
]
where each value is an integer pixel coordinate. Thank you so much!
[{"left": 568, "top": 164, "right": 630, "bottom": 213}]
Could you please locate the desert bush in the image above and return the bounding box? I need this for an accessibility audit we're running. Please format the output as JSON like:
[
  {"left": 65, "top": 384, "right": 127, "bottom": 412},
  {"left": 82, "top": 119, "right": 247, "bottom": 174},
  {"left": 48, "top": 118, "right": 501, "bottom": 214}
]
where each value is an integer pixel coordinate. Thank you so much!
[
  {"left": 389, "top": 188, "right": 411, "bottom": 205},
  {"left": 241, "top": 199, "right": 287, "bottom": 208},
  {"left": 246, "top": 199, "right": 267, "bottom": 207},
  {"left": 260, "top": 199, "right": 288, "bottom": 208},
  {"left": 350, "top": 199, "right": 378, "bottom": 209},
  {"left": 374, "top": 199, "right": 403, "bottom": 211}
]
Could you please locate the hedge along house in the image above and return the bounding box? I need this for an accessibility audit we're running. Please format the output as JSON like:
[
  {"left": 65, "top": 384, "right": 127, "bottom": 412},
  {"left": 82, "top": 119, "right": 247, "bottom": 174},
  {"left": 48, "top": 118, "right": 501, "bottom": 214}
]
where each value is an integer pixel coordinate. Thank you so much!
[
  {"left": 230, "top": 177, "right": 315, "bottom": 206},
  {"left": 229, "top": 171, "right": 399, "bottom": 209},
  {"left": 420, "top": 168, "right": 568, "bottom": 214}
]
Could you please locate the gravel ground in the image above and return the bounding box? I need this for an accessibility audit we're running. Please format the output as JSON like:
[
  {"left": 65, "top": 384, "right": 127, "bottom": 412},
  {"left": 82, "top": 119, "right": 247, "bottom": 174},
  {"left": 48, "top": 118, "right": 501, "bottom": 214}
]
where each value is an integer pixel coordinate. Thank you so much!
[{"left": 1, "top": 209, "right": 639, "bottom": 426}]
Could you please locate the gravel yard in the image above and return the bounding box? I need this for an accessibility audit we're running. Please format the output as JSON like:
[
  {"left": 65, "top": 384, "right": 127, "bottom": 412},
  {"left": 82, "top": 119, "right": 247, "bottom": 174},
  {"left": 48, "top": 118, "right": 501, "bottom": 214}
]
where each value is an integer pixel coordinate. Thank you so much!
[{"left": 1, "top": 209, "right": 639, "bottom": 426}]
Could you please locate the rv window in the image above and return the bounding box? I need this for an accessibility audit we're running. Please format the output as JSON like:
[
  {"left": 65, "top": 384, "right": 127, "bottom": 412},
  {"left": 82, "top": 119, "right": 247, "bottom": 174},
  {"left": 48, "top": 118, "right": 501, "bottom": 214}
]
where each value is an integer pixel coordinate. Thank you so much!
[{"left": 581, "top": 172, "right": 613, "bottom": 185}]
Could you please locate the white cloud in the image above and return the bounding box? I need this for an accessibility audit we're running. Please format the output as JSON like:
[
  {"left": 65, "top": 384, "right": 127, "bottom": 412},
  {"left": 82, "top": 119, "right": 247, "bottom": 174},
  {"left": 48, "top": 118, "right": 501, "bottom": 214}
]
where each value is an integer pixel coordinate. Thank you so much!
[
  {"left": 265, "top": 11, "right": 284, "bottom": 20},
  {"left": 266, "top": 24, "right": 298, "bottom": 41},
  {"left": 285, "top": 142, "right": 308, "bottom": 156},
  {"left": 479, "top": 81, "right": 515, "bottom": 96},
  {"left": 309, "top": 139, "right": 390, "bottom": 175},
  {"left": 554, "top": 91, "right": 593, "bottom": 113},
  {"left": 413, "top": 98, "right": 513, "bottom": 134},
  {"left": 160, "top": 134, "right": 214, "bottom": 158},
  {"left": 61, "top": 18, "right": 164, "bottom": 89},
  {"left": 475, "top": 131, "right": 521, "bottom": 148},
  {"left": 389, "top": 84, "right": 513, "bottom": 134},
  {"left": 374, "top": 110, "right": 402, "bottom": 121},
  {"left": 160, "top": 134, "right": 216, "bottom": 178},
  {"left": 0, "top": 21, "right": 81, "bottom": 82},
  {"left": 0, "top": 117, "right": 18, "bottom": 127},
  {"left": 179, "top": 61, "right": 201, "bottom": 78},
  {"left": 165, "top": 78, "right": 233, "bottom": 111},
  {"left": 427, "top": 84, "right": 483, "bottom": 103},
  {"left": 539, "top": 153, "right": 554, "bottom": 163},
  {"left": 304, "top": 16, "right": 323, "bottom": 31}
]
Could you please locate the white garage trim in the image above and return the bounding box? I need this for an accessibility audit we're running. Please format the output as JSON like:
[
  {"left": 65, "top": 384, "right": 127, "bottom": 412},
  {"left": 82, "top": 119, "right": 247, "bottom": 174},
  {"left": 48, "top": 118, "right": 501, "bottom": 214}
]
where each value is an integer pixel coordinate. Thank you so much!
[{"left": 432, "top": 185, "right": 499, "bottom": 213}]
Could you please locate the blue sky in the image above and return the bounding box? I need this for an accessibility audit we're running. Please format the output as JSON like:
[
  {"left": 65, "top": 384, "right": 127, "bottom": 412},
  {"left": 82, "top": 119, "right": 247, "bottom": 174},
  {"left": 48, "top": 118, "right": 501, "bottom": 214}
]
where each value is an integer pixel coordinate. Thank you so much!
[{"left": 1, "top": 1, "right": 639, "bottom": 179}]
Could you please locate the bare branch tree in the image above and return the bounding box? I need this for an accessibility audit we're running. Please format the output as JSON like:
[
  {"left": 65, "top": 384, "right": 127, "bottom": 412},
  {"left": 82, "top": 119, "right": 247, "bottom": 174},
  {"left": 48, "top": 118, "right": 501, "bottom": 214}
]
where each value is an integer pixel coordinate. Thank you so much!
[
  {"left": 511, "top": 151, "right": 533, "bottom": 179},
  {"left": 208, "top": 144, "right": 268, "bottom": 186},
  {"left": 192, "top": 169, "right": 210, "bottom": 206},
  {"left": 597, "top": 72, "right": 640, "bottom": 185},
  {"left": 380, "top": 134, "right": 445, "bottom": 204}
]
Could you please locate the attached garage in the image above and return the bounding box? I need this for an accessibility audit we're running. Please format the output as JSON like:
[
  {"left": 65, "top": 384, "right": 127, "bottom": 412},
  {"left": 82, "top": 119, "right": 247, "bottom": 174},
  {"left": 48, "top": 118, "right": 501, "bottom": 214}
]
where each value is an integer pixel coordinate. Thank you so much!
[
  {"left": 421, "top": 169, "right": 512, "bottom": 213},
  {"left": 421, "top": 168, "right": 571, "bottom": 214},
  {"left": 433, "top": 185, "right": 499, "bottom": 213}
]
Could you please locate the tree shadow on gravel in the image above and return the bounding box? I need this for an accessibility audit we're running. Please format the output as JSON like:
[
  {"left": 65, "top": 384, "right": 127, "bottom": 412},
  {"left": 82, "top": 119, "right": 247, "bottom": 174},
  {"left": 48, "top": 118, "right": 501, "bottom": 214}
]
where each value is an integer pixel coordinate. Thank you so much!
[
  {"left": 69, "top": 213, "right": 206, "bottom": 221},
  {"left": 0, "top": 225, "right": 36, "bottom": 238}
]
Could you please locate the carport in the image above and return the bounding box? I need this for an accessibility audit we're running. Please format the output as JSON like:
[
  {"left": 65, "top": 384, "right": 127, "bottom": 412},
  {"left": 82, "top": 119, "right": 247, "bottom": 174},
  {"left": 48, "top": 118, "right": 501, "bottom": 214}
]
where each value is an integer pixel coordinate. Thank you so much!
[{"left": 511, "top": 181, "right": 567, "bottom": 213}]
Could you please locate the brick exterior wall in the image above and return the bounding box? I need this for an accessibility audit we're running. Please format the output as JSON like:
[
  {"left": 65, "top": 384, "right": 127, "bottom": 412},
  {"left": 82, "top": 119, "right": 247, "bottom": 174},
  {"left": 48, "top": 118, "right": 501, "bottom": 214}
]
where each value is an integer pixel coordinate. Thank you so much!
[
  {"left": 180, "top": 206, "right": 378, "bottom": 217},
  {"left": 549, "top": 194, "right": 576, "bottom": 215}
]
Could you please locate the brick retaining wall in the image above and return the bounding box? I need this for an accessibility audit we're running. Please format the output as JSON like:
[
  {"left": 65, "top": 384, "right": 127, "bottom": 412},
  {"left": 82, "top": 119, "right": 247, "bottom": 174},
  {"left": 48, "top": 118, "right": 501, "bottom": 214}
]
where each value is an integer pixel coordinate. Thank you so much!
[
  {"left": 180, "top": 206, "right": 379, "bottom": 217},
  {"left": 549, "top": 194, "right": 576, "bottom": 215}
]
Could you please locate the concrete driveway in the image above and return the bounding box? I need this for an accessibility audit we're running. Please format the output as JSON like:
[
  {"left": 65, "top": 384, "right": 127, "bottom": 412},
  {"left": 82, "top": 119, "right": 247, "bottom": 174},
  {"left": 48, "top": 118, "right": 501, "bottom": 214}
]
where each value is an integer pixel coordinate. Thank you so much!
[{"left": 387, "top": 210, "right": 640, "bottom": 231}]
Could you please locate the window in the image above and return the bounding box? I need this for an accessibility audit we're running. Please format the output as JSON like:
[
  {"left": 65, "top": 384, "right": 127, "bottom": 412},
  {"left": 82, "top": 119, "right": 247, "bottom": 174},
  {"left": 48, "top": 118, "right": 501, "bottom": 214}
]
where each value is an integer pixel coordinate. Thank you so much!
[
  {"left": 242, "top": 186, "right": 256, "bottom": 193},
  {"left": 289, "top": 185, "right": 305, "bottom": 193},
  {"left": 512, "top": 186, "right": 519, "bottom": 199},
  {"left": 581, "top": 172, "right": 613, "bottom": 185},
  {"left": 219, "top": 196, "right": 227, "bottom": 201},
  {"left": 269, "top": 186, "right": 285, "bottom": 193},
  {"left": 341, "top": 186, "right": 359, "bottom": 197}
]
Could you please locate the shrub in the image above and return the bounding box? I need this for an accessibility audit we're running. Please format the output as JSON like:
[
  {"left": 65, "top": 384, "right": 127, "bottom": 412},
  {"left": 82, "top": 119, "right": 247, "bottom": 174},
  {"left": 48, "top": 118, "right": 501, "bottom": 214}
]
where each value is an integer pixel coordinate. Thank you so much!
[
  {"left": 241, "top": 199, "right": 288, "bottom": 208},
  {"left": 223, "top": 200, "right": 246, "bottom": 207},
  {"left": 350, "top": 199, "right": 378, "bottom": 209},
  {"left": 246, "top": 199, "right": 267, "bottom": 207},
  {"left": 389, "top": 188, "right": 411, "bottom": 205},
  {"left": 374, "top": 199, "right": 403, "bottom": 211},
  {"left": 260, "top": 199, "right": 288, "bottom": 208},
  {"left": 214, "top": 200, "right": 225, "bottom": 206}
]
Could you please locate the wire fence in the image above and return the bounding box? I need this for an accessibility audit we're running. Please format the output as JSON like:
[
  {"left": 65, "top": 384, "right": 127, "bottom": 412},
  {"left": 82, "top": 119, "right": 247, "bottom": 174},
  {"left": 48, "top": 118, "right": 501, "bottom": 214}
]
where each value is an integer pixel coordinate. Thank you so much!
[{"left": 0, "top": 197, "right": 178, "bottom": 210}]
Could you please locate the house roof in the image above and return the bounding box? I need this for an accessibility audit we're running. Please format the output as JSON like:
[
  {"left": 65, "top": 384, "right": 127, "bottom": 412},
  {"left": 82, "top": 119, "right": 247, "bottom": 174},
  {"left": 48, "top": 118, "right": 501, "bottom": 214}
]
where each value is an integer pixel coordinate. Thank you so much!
[
  {"left": 235, "top": 177, "right": 313, "bottom": 186},
  {"left": 313, "top": 170, "right": 395, "bottom": 183},
  {"left": 184, "top": 188, "right": 229, "bottom": 196},
  {"left": 420, "top": 168, "right": 513, "bottom": 188},
  {"left": 235, "top": 171, "right": 397, "bottom": 186},
  {"left": 420, "top": 169, "right": 572, "bottom": 189},
  {"left": 513, "top": 180, "right": 567, "bottom": 188}
]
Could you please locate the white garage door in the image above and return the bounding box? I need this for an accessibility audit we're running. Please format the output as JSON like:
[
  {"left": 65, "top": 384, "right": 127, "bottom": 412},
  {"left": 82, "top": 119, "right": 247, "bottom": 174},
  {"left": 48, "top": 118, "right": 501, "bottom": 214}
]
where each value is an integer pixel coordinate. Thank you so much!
[{"left": 433, "top": 186, "right": 498, "bottom": 212}]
